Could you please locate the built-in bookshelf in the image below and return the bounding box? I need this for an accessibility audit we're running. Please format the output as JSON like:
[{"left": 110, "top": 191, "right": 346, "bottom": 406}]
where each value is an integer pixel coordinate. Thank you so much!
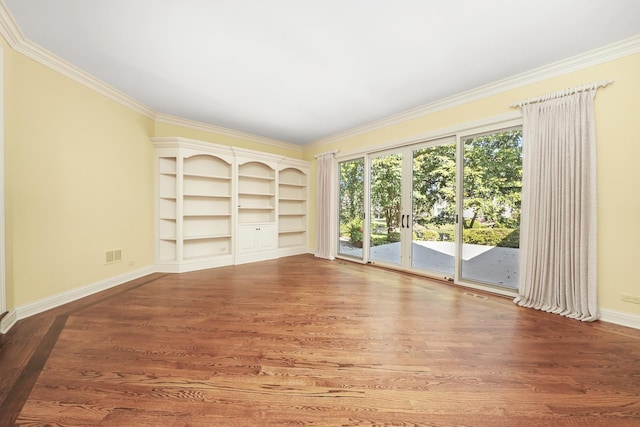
[
  {"left": 278, "top": 167, "right": 308, "bottom": 251},
  {"left": 157, "top": 157, "right": 178, "bottom": 262},
  {"left": 182, "top": 154, "right": 232, "bottom": 261},
  {"left": 237, "top": 161, "right": 276, "bottom": 224},
  {"left": 152, "top": 137, "right": 309, "bottom": 272}
]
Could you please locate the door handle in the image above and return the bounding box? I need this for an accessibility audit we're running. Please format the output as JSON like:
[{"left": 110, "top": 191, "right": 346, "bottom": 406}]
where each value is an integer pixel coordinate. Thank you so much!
[
  {"left": 406, "top": 214, "right": 410, "bottom": 228},
  {"left": 401, "top": 214, "right": 405, "bottom": 228}
]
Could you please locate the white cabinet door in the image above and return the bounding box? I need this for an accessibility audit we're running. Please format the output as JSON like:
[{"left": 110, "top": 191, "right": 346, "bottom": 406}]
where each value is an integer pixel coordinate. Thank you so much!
[
  {"left": 256, "top": 223, "right": 276, "bottom": 251},
  {"left": 238, "top": 223, "right": 276, "bottom": 254},
  {"left": 238, "top": 225, "right": 259, "bottom": 252}
]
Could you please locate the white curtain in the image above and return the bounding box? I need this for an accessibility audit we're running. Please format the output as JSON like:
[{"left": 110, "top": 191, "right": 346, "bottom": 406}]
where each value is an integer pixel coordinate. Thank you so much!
[
  {"left": 515, "top": 89, "right": 599, "bottom": 321},
  {"left": 315, "top": 152, "right": 335, "bottom": 260}
]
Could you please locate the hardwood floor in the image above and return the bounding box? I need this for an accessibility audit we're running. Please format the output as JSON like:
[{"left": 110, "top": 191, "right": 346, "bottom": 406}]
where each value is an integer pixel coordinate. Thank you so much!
[{"left": 1, "top": 254, "right": 640, "bottom": 426}]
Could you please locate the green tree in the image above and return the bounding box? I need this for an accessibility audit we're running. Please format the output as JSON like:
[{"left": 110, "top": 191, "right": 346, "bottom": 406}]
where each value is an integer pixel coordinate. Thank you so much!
[
  {"left": 462, "top": 130, "right": 522, "bottom": 229},
  {"left": 412, "top": 144, "right": 457, "bottom": 226},
  {"left": 411, "top": 130, "right": 522, "bottom": 230},
  {"left": 370, "top": 154, "right": 402, "bottom": 238},
  {"left": 339, "top": 159, "right": 364, "bottom": 224}
]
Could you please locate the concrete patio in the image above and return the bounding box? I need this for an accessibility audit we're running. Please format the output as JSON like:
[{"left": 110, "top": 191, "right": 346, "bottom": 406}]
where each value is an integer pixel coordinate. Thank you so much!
[{"left": 339, "top": 240, "right": 519, "bottom": 290}]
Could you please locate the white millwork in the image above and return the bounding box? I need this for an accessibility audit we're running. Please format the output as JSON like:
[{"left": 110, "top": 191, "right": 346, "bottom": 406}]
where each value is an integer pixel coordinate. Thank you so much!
[{"left": 152, "top": 137, "right": 309, "bottom": 272}]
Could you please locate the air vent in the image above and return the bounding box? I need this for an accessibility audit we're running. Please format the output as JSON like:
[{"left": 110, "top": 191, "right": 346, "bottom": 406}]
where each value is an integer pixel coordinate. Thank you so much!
[
  {"left": 465, "top": 292, "right": 488, "bottom": 300},
  {"left": 105, "top": 249, "right": 122, "bottom": 264}
]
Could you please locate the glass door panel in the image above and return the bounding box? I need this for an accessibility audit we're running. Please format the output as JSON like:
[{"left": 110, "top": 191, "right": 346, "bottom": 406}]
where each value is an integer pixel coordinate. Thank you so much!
[
  {"left": 411, "top": 143, "right": 457, "bottom": 277},
  {"left": 369, "top": 152, "right": 403, "bottom": 266},
  {"left": 461, "top": 129, "right": 522, "bottom": 289},
  {"left": 338, "top": 158, "right": 365, "bottom": 260}
]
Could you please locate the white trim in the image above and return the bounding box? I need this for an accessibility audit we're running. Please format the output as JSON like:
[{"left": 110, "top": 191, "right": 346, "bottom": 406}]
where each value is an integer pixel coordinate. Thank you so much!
[
  {"left": 2, "top": 1, "right": 638, "bottom": 153},
  {"left": 0, "top": 0, "right": 24, "bottom": 48},
  {"left": 307, "top": 35, "right": 640, "bottom": 149},
  {"left": 0, "top": 2, "right": 155, "bottom": 119},
  {"left": 154, "top": 113, "right": 301, "bottom": 152},
  {"left": 0, "top": 43, "right": 5, "bottom": 317},
  {"left": 600, "top": 309, "right": 640, "bottom": 330},
  {"left": 0, "top": 3, "right": 301, "bottom": 151},
  {"left": 10, "top": 266, "right": 155, "bottom": 324},
  {"left": 155, "top": 256, "right": 234, "bottom": 274},
  {"left": 1, "top": 265, "right": 639, "bottom": 333},
  {"left": 0, "top": 308, "right": 16, "bottom": 334}
]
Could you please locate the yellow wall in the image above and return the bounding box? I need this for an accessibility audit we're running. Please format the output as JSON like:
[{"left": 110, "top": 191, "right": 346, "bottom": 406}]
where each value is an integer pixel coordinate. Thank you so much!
[
  {"left": 4, "top": 45, "right": 156, "bottom": 308},
  {"left": 1, "top": 40, "right": 304, "bottom": 312},
  {"left": 3, "top": 29, "right": 639, "bottom": 322},
  {"left": 304, "top": 53, "right": 640, "bottom": 317}
]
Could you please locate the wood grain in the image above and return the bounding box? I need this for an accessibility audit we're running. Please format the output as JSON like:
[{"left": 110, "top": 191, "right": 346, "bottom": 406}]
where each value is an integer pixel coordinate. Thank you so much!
[{"left": 2, "top": 255, "right": 640, "bottom": 426}]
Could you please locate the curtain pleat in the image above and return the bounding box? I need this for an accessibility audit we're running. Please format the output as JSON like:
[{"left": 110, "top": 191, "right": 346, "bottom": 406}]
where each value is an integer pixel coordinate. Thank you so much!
[
  {"left": 514, "top": 90, "right": 599, "bottom": 321},
  {"left": 315, "top": 153, "right": 335, "bottom": 260}
]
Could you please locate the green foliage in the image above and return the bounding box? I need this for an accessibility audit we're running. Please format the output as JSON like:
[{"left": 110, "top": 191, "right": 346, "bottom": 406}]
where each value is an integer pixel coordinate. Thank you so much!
[
  {"left": 411, "top": 129, "right": 523, "bottom": 230},
  {"left": 462, "top": 130, "right": 523, "bottom": 229},
  {"left": 413, "top": 143, "right": 457, "bottom": 226},
  {"left": 347, "top": 217, "right": 363, "bottom": 244},
  {"left": 370, "top": 154, "right": 402, "bottom": 235},
  {"left": 387, "top": 231, "right": 401, "bottom": 242},
  {"left": 414, "top": 229, "right": 440, "bottom": 241},
  {"left": 463, "top": 228, "right": 520, "bottom": 248},
  {"left": 339, "top": 130, "right": 522, "bottom": 251},
  {"left": 339, "top": 159, "right": 365, "bottom": 225}
]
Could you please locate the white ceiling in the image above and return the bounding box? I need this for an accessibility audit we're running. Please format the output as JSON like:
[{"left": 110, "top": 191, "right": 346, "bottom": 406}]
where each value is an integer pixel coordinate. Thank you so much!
[{"left": 5, "top": 1, "right": 640, "bottom": 145}]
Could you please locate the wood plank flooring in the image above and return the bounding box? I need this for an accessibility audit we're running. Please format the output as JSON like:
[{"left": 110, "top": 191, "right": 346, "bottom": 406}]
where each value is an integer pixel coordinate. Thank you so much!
[{"left": 1, "top": 254, "right": 640, "bottom": 426}]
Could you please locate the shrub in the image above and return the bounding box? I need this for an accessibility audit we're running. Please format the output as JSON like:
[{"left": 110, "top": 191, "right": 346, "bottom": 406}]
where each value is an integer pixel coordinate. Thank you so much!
[
  {"left": 463, "top": 228, "right": 519, "bottom": 248},
  {"left": 415, "top": 229, "right": 439, "bottom": 241},
  {"left": 347, "top": 218, "right": 363, "bottom": 244},
  {"left": 387, "top": 231, "right": 401, "bottom": 243}
]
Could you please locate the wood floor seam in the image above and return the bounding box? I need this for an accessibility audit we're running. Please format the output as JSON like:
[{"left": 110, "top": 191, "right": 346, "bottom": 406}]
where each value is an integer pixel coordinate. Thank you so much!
[
  {"left": 0, "top": 274, "right": 167, "bottom": 427},
  {"left": 1, "top": 257, "right": 639, "bottom": 426}
]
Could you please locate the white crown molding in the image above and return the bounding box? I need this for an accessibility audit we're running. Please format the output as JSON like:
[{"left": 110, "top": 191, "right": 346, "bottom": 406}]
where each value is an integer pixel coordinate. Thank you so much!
[
  {"left": 1, "top": 0, "right": 639, "bottom": 153},
  {"left": 0, "top": 0, "right": 21, "bottom": 47},
  {"left": 0, "top": 1, "right": 155, "bottom": 119},
  {"left": 306, "top": 34, "right": 640, "bottom": 149},
  {"left": 154, "top": 113, "right": 301, "bottom": 152},
  {"left": 0, "top": 2, "right": 303, "bottom": 151}
]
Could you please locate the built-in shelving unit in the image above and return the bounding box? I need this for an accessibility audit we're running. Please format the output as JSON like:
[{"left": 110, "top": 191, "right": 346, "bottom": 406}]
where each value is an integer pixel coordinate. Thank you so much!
[
  {"left": 237, "top": 161, "right": 276, "bottom": 224},
  {"left": 152, "top": 137, "right": 310, "bottom": 272},
  {"left": 182, "top": 154, "right": 232, "bottom": 261},
  {"left": 278, "top": 165, "right": 308, "bottom": 254},
  {"left": 234, "top": 153, "right": 279, "bottom": 265},
  {"left": 157, "top": 157, "right": 178, "bottom": 262}
]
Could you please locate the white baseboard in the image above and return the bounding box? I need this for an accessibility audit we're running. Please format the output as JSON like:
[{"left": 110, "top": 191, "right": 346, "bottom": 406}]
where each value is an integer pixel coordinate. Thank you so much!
[
  {"left": 155, "top": 255, "right": 235, "bottom": 273},
  {"left": 2, "top": 266, "right": 156, "bottom": 333},
  {"left": 600, "top": 309, "right": 640, "bottom": 330},
  {"left": 5, "top": 262, "right": 637, "bottom": 335},
  {"left": 0, "top": 308, "right": 17, "bottom": 334}
]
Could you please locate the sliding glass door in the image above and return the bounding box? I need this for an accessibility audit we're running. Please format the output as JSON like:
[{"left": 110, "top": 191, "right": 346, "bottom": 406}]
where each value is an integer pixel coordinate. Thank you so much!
[
  {"left": 337, "top": 158, "right": 365, "bottom": 261},
  {"left": 460, "top": 129, "right": 522, "bottom": 289},
  {"left": 336, "top": 126, "right": 522, "bottom": 292},
  {"left": 367, "top": 138, "right": 456, "bottom": 275},
  {"left": 369, "top": 150, "right": 403, "bottom": 266},
  {"left": 411, "top": 143, "right": 457, "bottom": 277}
]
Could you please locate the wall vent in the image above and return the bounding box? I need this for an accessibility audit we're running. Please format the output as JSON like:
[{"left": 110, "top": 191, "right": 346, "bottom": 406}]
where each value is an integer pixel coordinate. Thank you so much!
[{"left": 105, "top": 249, "right": 123, "bottom": 264}]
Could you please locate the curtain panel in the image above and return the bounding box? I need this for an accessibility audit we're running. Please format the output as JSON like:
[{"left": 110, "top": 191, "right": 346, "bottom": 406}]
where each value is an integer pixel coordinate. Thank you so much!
[
  {"left": 515, "top": 90, "right": 599, "bottom": 321},
  {"left": 315, "top": 152, "right": 336, "bottom": 260}
]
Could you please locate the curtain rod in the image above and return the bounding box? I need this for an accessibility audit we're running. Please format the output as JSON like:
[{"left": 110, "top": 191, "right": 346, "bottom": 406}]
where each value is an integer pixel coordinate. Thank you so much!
[
  {"left": 314, "top": 149, "right": 338, "bottom": 159},
  {"left": 510, "top": 79, "right": 614, "bottom": 108}
]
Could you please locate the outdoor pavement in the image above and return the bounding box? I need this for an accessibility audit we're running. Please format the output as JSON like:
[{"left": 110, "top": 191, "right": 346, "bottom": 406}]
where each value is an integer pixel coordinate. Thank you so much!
[{"left": 339, "top": 241, "right": 519, "bottom": 290}]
